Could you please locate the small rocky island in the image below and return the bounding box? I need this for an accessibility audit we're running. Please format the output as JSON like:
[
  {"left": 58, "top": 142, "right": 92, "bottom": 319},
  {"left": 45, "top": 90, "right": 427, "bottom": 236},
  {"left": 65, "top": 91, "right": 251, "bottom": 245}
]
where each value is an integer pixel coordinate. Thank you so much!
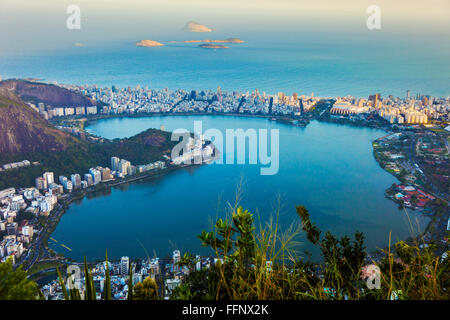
[
  {"left": 199, "top": 44, "right": 229, "bottom": 49},
  {"left": 136, "top": 40, "right": 164, "bottom": 47},
  {"left": 184, "top": 38, "right": 244, "bottom": 44}
]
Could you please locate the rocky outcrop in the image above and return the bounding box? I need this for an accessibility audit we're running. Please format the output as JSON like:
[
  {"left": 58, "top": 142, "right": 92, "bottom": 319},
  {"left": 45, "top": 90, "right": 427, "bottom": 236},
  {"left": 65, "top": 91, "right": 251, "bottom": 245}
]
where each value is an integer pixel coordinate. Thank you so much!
[
  {"left": 199, "top": 44, "right": 229, "bottom": 49},
  {"left": 184, "top": 38, "right": 244, "bottom": 44},
  {"left": 0, "top": 79, "right": 97, "bottom": 108},
  {"left": 136, "top": 40, "right": 164, "bottom": 47},
  {"left": 0, "top": 87, "right": 77, "bottom": 154}
]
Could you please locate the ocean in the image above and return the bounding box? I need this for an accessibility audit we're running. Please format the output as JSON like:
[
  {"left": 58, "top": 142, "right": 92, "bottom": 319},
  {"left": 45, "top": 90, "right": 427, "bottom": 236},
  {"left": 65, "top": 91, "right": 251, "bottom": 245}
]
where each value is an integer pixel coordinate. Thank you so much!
[{"left": 1, "top": 33, "right": 449, "bottom": 98}]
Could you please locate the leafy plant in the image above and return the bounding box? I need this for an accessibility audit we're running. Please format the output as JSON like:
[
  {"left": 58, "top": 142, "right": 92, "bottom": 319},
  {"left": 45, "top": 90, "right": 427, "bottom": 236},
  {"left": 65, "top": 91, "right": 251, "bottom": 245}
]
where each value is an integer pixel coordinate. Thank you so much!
[
  {"left": 0, "top": 258, "right": 39, "bottom": 300},
  {"left": 171, "top": 204, "right": 449, "bottom": 300},
  {"left": 133, "top": 276, "right": 159, "bottom": 300}
]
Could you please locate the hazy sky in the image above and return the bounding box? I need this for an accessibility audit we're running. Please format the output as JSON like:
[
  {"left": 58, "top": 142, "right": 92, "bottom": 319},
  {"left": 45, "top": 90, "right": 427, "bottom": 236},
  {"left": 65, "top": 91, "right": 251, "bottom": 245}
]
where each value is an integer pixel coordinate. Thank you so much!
[{"left": 1, "top": 0, "right": 449, "bottom": 55}]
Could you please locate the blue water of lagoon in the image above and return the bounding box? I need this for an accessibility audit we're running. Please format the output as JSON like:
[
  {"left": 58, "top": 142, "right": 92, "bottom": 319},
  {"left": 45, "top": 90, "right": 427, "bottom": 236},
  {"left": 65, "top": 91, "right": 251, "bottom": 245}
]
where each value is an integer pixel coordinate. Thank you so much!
[{"left": 49, "top": 116, "right": 429, "bottom": 261}]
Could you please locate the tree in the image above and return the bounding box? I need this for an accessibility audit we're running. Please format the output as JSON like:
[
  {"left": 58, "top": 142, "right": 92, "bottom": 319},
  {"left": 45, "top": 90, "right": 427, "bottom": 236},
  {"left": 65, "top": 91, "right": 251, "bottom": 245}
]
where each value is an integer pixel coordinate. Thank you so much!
[
  {"left": 0, "top": 258, "right": 39, "bottom": 300},
  {"left": 15, "top": 210, "right": 35, "bottom": 223},
  {"left": 295, "top": 205, "right": 320, "bottom": 244},
  {"left": 296, "top": 205, "right": 366, "bottom": 297},
  {"left": 198, "top": 206, "right": 256, "bottom": 271},
  {"left": 133, "top": 276, "right": 159, "bottom": 300}
]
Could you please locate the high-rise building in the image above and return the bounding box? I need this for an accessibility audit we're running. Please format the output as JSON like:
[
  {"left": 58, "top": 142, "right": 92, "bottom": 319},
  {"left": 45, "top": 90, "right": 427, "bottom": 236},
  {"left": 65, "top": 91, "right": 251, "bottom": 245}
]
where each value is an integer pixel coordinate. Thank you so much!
[
  {"left": 173, "top": 250, "right": 181, "bottom": 273},
  {"left": 63, "top": 180, "right": 73, "bottom": 192},
  {"left": 84, "top": 173, "right": 93, "bottom": 186},
  {"left": 111, "top": 157, "right": 120, "bottom": 171},
  {"left": 120, "top": 256, "right": 130, "bottom": 275},
  {"left": 149, "top": 258, "right": 160, "bottom": 278},
  {"left": 70, "top": 174, "right": 82, "bottom": 190},
  {"left": 268, "top": 97, "right": 273, "bottom": 114},
  {"left": 299, "top": 99, "right": 304, "bottom": 116},
  {"left": 48, "top": 183, "right": 63, "bottom": 195},
  {"left": 89, "top": 168, "right": 102, "bottom": 185},
  {"left": 22, "top": 225, "right": 34, "bottom": 238},
  {"left": 118, "top": 160, "right": 131, "bottom": 176},
  {"left": 195, "top": 255, "right": 201, "bottom": 271},
  {"left": 93, "top": 276, "right": 104, "bottom": 293},
  {"left": 127, "top": 165, "right": 136, "bottom": 176},
  {"left": 43, "top": 172, "right": 54, "bottom": 185},
  {"left": 101, "top": 168, "right": 112, "bottom": 181},
  {"left": 6, "top": 222, "right": 18, "bottom": 235},
  {"left": 369, "top": 93, "right": 381, "bottom": 108},
  {"left": 59, "top": 176, "right": 68, "bottom": 185},
  {"left": 35, "top": 177, "right": 47, "bottom": 190}
]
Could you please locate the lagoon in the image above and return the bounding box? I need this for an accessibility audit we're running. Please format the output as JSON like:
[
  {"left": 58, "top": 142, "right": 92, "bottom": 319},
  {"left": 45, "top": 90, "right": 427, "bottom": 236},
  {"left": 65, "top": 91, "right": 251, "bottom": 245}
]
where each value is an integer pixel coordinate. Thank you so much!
[{"left": 49, "top": 116, "right": 428, "bottom": 261}]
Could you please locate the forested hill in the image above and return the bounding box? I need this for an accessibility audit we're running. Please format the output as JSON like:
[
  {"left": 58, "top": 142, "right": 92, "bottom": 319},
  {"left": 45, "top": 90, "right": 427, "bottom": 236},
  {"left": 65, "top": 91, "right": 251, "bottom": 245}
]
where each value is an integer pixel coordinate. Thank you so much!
[
  {"left": 0, "top": 127, "right": 176, "bottom": 190},
  {"left": 0, "top": 83, "right": 176, "bottom": 189}
]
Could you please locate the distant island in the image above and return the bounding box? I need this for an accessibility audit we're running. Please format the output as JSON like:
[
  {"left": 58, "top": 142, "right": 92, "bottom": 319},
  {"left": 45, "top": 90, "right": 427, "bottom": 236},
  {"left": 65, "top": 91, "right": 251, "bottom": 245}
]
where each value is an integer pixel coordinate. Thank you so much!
[
  {"left": 199, "top": 44, "right": 229, "bottom": 49},
  {"left": 184, "top": 38, "right": 244, "bottom": 44},
  {"left": 136, "top": 40, "right": 164, "bottom": 47},
  {"left": 135, "top": 38, "right": 243, "bottom": 49}
]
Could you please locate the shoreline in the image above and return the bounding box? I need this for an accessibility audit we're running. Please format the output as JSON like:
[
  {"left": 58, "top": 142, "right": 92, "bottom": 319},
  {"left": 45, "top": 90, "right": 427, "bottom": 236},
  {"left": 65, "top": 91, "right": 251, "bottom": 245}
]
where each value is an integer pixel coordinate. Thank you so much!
[
  {"left": 56, "top": 111, "right": 310, "bottom": 131},
  {"left": 26, "top": 162, "right": 202, "bottom": 270}
]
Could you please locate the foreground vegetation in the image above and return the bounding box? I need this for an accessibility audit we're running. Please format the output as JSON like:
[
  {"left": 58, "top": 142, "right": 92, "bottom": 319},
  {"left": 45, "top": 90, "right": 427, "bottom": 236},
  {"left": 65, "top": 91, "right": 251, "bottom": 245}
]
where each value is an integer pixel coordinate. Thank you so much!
[
  {"left": 1, "top": 204, "right": 448, "bottom": 300},
  {"left": 172, "top": 205, "right": 449, "bottom": 300}
]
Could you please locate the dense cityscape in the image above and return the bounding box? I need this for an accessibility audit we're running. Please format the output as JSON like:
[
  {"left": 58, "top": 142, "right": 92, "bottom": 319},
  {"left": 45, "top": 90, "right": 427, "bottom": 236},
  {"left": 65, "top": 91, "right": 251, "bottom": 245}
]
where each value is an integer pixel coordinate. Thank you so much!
[
  {"left": 30, "top": 83, "right": 449, "bottom": 127},
  {"left": 0, "top": 81, "right": 448, "bottom": 299},
  {"left": 40, "top": 251, "right": 217, "bottom": 300},
  {"left": 0, "top": 156, "right": 165, "bottom": 263}
]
